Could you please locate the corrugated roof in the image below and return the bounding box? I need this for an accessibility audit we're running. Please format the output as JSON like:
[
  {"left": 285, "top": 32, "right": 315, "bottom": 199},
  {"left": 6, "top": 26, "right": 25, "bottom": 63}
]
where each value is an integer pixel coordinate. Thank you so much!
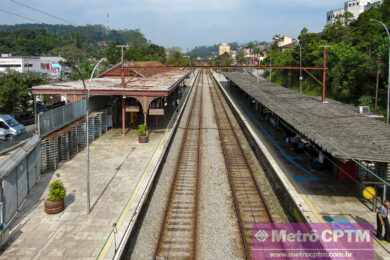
[
  {"left": 224, "top": 72, "right": 390, "bottom": 163},
  {"left": 33, "top": 69, "right": 189, "bottom": 94},
  {"left": 99, "top": 61, "right": 174, "bottom": 78}
]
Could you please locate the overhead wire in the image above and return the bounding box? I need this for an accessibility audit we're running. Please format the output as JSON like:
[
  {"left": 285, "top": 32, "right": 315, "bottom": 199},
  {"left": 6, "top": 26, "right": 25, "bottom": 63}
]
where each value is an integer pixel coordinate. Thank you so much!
[
  {"left": 9, "top": 0, "right": 73, "bottom": 24},
  {"left": 0, "top": 8, "right": 41, "bottom": 23}
]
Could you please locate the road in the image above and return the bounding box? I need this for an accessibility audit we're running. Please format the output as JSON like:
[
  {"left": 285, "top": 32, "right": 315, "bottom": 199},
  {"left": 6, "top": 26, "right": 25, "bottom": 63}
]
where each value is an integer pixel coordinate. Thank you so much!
[{"left": 0, "top": 124, "right": 36, "bottom": 153}]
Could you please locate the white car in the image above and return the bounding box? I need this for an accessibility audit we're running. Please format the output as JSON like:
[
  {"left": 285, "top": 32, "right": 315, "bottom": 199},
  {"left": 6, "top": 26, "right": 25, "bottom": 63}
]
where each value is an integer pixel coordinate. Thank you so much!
[
  {"left": 0, "top": 114, "right": 26, "bottom": 137},
  {"left": 0, "top": 127, "right": 8, "bottom": 141}
]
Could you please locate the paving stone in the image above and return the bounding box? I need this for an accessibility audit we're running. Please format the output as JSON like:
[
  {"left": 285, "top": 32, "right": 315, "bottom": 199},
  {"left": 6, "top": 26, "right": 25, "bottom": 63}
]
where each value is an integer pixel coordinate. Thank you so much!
[{"left": 0, "top": 129, "right": 167, "bottom": 259}]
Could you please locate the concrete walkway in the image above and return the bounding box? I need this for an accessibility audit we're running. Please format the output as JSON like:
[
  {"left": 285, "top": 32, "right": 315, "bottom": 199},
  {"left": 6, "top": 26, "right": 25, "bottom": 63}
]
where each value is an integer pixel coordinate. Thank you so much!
[{"left": 0, "top": 129, "right": 167, "bottom": 260}]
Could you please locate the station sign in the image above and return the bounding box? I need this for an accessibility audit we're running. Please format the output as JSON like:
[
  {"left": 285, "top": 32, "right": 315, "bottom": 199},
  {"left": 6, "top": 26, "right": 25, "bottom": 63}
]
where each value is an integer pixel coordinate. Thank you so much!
[
  {"left": 149, "top": 109, "right": 165, "bottom": 116},
  {"left": 126, "top": 106, "right": 140, "bottom": 112}
]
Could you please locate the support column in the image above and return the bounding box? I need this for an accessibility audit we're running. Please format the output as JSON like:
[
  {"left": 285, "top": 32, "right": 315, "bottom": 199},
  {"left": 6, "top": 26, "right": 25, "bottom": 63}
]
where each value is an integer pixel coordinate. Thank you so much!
[
  {"left": 134, "top": 96, "right": 154, "bottom": 136},
  {"left": 144, "top": 112, "right": 148, "bottom": 133},
  {"left": 122, "top": 98, "right": 126, "bottom": 135}
]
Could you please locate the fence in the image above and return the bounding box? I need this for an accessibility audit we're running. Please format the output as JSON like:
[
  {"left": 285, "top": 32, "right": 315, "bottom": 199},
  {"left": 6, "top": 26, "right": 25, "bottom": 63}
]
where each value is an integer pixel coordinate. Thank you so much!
[
  {"left": 0, "top": 135, "right": 41, "bottom": 229},
  {"left": 39, "top": 99, "right": 87, "bottom": 137},
  {"left": 40, "top": 107, "right": 113, "bottom": 173}
]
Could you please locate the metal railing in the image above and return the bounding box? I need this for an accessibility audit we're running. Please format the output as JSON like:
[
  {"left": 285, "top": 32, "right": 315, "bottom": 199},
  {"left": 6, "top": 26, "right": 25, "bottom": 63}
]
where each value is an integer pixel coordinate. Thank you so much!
[
  {"left": 39, "top": 99, "right": 87, "bottom": 137},
  {"left": 0, "top": 135, "right": 41, "bottom": 231},
  {"left": 0, "top": 131, "right": 33, "bottom": 154}
]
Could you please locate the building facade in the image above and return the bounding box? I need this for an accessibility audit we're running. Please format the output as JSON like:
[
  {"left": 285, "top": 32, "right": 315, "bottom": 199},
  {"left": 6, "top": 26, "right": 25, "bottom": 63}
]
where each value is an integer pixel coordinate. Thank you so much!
[
  {"left": 327, "top": 8, "right": 346, "bottom": 24},
  {"left": 218, "top": 43, "right": 231, "bottom": 56},
  {"left": 327, "top": 0, "right": 383, "bottom": 24},
  {"left": 0, "top": 55, "right": 65, "bottom": 79},
  {"left": 272, "top": 35, "right": 296, "bottom": 49}
]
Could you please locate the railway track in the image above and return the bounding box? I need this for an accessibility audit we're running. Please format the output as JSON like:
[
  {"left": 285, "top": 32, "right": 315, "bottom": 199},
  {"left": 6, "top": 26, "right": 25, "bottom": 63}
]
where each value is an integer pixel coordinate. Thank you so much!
[
  {"left": 154, "top": 70, "right": 273, "bottom": 259},
  {"left": 155, "top": 70, "right": 204, "bottom": 259},
  {"left": 208, "top": 71, "right": 273, "bottom": 259}
]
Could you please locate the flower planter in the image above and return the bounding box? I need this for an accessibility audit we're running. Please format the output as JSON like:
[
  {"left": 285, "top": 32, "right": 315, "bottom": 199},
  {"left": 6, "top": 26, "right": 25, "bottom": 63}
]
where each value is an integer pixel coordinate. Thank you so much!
[
  {"left": 138, "top": 135, "right": 149, "bottom": 143},
  {"left": 44, "top": 199, "right": 65, "bottom": 214}
]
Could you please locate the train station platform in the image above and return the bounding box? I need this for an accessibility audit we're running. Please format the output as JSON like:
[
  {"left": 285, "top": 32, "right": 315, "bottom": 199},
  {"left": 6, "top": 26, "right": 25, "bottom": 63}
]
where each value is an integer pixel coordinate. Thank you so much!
[
  {"left": 0, "top": 128, "right": 173, "bottom": 260},
  {"left": 214, "top": 72, "right": 390, "bottom": 259}
]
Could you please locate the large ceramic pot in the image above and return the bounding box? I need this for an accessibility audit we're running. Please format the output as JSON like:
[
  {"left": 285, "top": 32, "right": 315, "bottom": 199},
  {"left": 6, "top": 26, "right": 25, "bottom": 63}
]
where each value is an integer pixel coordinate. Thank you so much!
[
  {"left": 138, "top": 135, "right": 149, "bottom": 143},
  {"left": 44, "top": 199, "right": 65, "bottom": 214}
]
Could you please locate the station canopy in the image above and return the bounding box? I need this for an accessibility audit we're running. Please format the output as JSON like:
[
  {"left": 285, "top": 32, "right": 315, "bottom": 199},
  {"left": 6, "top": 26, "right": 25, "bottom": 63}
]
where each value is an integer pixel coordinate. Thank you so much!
[
  {"left": 32, "top": 61, "right": 190, "bottom": 97},
  {"left": 224, "top": 72, "right": 390, "bottom": 163}
]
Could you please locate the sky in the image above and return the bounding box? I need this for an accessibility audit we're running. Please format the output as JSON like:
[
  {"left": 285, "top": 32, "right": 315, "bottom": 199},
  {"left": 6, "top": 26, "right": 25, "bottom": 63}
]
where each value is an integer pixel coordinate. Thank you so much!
[{"left": 0, "top": 0, "right": 344, "bottom": 49}]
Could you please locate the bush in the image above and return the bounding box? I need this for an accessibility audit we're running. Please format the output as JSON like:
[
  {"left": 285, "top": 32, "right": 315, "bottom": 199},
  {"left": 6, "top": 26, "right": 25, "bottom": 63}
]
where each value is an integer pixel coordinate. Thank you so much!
[
  {"left": 137, "top": 124, "right": 146, "bottom": 136},
  {"left": 47, "top": 179, "right": 66, "bottom": 201}
]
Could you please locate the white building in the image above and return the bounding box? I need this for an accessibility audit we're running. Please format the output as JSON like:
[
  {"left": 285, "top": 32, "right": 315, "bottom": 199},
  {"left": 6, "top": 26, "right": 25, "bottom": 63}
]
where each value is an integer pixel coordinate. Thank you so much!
[
  {"left": 273, "top": 35, "right": 295, "bottom": 48},
  {"left": 327, "top": 0, "right": 383, "bottom": 24},
  {"left": 231, "top": 50, "right": 237, "bottom": 60},
  {"left": 218, "top": 43, "right": 231, "bottom": 56},
  {"left": 327, "top": 8, "right": 346, "bottom": 24},
  {"left": 0, "top": 54, "right": 65, "bottom": 79}
]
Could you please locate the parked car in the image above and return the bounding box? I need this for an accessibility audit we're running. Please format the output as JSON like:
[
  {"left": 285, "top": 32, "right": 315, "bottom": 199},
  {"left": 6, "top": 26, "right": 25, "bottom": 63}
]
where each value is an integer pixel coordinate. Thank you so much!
[{"left": 0, "top": 115, "right": 26, "bottom": 137}]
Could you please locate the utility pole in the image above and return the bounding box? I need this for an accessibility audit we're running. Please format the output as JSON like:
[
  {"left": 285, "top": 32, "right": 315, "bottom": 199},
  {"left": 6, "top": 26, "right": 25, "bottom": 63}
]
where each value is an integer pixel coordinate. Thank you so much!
[
  {"left": 269, "top": 54, "right": 272, "bottom": 82},
  {"left": 321, "top": 46, "right": 329, "bottom": 103},
  {"left": 116, "top": 45, "right": 129, "bottom": 85}
]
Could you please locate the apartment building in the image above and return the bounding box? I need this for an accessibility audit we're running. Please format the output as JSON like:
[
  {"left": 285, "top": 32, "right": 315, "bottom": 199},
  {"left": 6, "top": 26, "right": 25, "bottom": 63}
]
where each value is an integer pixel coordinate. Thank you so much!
[
  {"left": 327, "top": 0, "right": 383, "bottom": 24},
  {"left": 0, "top": 54, "right": 65, "bottom": 79}
]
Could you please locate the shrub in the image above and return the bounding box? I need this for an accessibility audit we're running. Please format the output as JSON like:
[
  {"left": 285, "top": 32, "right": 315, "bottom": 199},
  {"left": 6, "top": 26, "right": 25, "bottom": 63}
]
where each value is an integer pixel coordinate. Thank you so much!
[
  {"left": 47, "top": 179, "right": 66, "bottom": 201},
  {"left": 137, "top": 124, "right": 146, "bottom": 136}
]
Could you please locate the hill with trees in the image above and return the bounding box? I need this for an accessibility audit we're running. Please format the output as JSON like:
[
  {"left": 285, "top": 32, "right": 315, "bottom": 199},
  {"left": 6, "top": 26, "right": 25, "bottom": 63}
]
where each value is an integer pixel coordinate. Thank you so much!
[
  {"left": 0, "top": 23, "right": 168, "bottom": 114},
  {"left": 0, "top": 23, "right": 166, "bottom": 66}
]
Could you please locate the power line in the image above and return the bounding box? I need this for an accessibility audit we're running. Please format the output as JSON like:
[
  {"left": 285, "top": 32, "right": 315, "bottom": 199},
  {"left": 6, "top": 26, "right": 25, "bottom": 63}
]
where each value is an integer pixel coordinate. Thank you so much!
[
  {"left": 0, "top": 8, "right": 41, "bottom": 23},
  {"left": 9, "top": 0, "right": 73, "bottom": 24}
]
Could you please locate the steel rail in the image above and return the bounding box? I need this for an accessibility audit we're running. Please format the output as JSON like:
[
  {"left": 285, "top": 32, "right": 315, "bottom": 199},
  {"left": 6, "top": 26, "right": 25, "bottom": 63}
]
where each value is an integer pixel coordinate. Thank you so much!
[
  {"left": 208, "top": 70, "right": 273, "bottom": 259},
  {"left": 155, "top": 70, "right": 204, "bottom": 259},
  {"left": 117, "top": 65, "right": 327, "bottom": 70}
]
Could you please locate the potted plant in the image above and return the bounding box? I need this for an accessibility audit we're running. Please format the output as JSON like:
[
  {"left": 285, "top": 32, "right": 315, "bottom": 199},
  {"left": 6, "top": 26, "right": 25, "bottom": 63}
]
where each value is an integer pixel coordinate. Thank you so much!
[
  {"left": 137, "top": 124, "right": 148, "bottom": 143},
  {"left": 44, "top": 179, "right": 66, "bottom": 214}
]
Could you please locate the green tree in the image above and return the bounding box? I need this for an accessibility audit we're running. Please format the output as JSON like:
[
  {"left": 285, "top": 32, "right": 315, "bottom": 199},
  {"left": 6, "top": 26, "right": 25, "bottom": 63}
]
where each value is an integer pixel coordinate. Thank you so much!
[
  {"left": 105, "top": 43, "right": 121, "bottom": 64},
  {"left": 236, "top": 49, "right": 246, "bottom": 64},
  {"left": 215, "top": 53, "right": 233, "bottom": 67},
  {"left": 383, "top": 0, "right": 390, "bottom": 19},
  {"left": 0, "top": 72, "right": 46, "bottom": 114},
  {"left": 166, "top": 50, "right": 190, "bottom": 66},
  {"left": 267, "top": 1, "right": 390, "bottom": 112}
]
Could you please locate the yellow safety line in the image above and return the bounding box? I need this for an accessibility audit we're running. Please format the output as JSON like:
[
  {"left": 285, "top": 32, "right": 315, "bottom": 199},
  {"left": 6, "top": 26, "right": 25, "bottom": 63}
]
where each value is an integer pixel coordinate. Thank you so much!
[{"left": 97, "top": 131, "right": 169, "bottom": 260}]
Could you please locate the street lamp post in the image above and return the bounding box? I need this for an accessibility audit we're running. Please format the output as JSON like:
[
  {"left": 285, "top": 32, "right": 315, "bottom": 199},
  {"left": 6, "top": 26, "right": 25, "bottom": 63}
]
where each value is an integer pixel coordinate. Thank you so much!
[
  {"left": 83, "top": 58, "right": 106, "bottom": 214},
  {"left": 371, "top": 19, "right": 390, "bottom": 124},
  {"left": 70, "top": 66, "right": 90, "bottom": 214},
  {"left": 269, "top": 54, "right": 272, "bottom": 81},
  {"left": 90, "top": 58, "right": 106, "bottom": 81}
]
